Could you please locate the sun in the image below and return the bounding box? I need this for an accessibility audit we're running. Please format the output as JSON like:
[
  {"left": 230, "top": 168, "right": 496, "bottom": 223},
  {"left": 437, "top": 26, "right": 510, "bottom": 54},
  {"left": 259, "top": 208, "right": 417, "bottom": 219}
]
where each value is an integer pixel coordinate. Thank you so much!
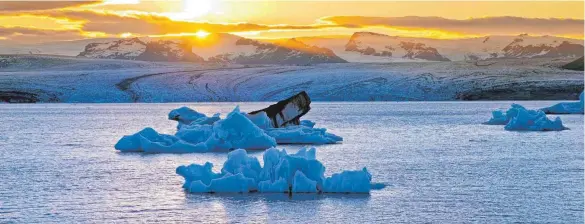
[
  {"left": 194, "top": 30, "right": 210, "bottom": 38},
  {"left": 183, "top": 0, "right": 213, "bottom": 17}
]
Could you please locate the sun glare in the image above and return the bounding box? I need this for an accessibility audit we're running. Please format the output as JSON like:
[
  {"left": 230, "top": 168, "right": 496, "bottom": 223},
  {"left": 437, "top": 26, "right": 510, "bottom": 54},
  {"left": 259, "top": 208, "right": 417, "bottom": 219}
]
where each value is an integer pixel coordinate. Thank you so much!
[
  {"left": 120, "top": 32, "right": 133, "bottom": 38},
  {"left": 194, "top": 30, "right": 210, "bottom": 38}
]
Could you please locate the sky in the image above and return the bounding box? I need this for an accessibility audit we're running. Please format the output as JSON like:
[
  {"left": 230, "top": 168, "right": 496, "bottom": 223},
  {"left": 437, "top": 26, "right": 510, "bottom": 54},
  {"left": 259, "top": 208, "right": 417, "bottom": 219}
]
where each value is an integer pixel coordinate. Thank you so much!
[{"left": 0, "top": 0, "right": 583, "bottom": 43}]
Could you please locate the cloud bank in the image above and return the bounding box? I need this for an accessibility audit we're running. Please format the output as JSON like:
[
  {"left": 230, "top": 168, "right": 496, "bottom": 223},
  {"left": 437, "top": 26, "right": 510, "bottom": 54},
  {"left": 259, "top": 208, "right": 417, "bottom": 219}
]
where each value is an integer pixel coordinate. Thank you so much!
[{"left": 321, "top": 16, "right": 584, "bottom": 36}]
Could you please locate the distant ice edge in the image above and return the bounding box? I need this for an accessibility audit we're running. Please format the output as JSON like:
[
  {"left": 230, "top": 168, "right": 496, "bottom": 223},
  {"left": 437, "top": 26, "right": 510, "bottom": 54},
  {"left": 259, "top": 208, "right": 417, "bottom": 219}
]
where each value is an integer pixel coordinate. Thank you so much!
[{"left": 176, "top": 147, "right": 385, "bottom": 194}]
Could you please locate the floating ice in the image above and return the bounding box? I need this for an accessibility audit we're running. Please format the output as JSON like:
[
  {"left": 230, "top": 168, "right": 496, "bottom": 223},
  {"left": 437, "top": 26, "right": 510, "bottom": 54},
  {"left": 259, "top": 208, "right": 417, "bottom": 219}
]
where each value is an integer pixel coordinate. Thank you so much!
[
  {"left": 176, "top": 147, "right": 375, "bottom": 194},
  {"left": 114, "top": 127, "right": 207, "bottom": 153},
  {"left": 243, "top": 111, "right": 340, "bottom": 144},
  {"left": 540, "top": 91, "right": 584, "bottom": 114},
  {"left": 484, "top": 104, "right": 567, "bottom": 131},
  {"left": 116, "top": 106, "right": 342, "bottom": 153},
  {"left": 116, "top": 106, "right": 276, "bottom": 153},
  {"left": 205, "top": 106, "right": 277, "bottom": 150},
  {"left": 265, "top": 126, "right": 343, "bottom": 144},
  {"left": 168, "top": 106, "right": 207, "bottom": 124},
  {"left": 300, "top": 120, "right": 316, "bottom": 128},
  {"left": 245, "top": 111, "right": 273, "bottom": 130}
]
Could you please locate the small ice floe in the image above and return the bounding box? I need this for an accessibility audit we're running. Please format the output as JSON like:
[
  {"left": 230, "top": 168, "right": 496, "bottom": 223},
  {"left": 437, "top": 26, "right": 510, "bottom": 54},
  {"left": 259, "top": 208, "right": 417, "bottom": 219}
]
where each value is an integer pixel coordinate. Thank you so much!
[
  {"left": 115, "top": 127, "right": 208, "bottom": 153},
  {"left": 484, "top": 104, "right": 567, "bottom": 131},
  {"left": 540, "top": 91, "right": 584, "bottom": 114},
  {"left": 115, "top": 92, "right": 342, "bottom": 153},
  {"left": 176, "top": 147, "right": 379, "bottom": 194}
]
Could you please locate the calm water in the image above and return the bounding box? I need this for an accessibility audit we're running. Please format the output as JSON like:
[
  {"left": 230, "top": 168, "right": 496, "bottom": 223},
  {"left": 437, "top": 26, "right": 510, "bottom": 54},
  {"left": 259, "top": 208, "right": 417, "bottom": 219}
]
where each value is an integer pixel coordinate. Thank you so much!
[{"left": 0, "top": 102, "right": 583, "bottom": 223}]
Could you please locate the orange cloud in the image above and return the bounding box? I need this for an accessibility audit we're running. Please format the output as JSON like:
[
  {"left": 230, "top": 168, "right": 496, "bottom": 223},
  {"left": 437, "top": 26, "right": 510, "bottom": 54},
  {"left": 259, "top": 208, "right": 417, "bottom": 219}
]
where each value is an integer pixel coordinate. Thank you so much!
[
  {"left": 8, "top": 10, "right": 352, "bottom": 36},
  {"left": 0, "top": 1, "right": 100, "bottom": 12},
  {"left": 0, "top": 26, "right": 85, "bottom": 43},
  {"left": 321, "top": 16, "right": 585, "bottom": 37}
]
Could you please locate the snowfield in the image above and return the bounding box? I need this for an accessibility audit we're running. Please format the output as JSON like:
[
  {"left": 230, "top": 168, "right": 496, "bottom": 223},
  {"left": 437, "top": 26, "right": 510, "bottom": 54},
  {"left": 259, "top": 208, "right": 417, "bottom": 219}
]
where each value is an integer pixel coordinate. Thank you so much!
[{"left": 0, "top": 55, "right": 582, "bottom": 103}]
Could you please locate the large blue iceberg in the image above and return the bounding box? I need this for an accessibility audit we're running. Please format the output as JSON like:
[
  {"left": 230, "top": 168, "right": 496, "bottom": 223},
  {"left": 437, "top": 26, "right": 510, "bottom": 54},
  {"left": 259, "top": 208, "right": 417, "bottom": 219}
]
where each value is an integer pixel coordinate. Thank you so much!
[
  {"left": 540, "top": 91, "right": 584, "bottom": 114},
  {"left": 115, "top": 106, "right": 342, "bottom": 153},
  {"left": 485, "top": 104, "right": 567, "bottom": 131},
  {"left": 176, "top": 147, "right": 376, "bottom": 193}
]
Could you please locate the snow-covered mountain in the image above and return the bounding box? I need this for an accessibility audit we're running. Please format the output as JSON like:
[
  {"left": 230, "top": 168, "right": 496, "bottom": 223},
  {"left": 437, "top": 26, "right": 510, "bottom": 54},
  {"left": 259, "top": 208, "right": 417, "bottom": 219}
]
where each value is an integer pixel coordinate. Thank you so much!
[
  {"left": 499, "top": 35, "right": 584, "bottom": 58},
  {"left": 2, "top": 32, "right": 582, "bottom": 64},
  {"left": 78, "top": 38, "right": 205, "bottom": 62},
  {"left": 298, "top": 32, "right": 584, "bottom": 62},
  {"left": 345, "top": 32, "right": 451, "bottom": 61},
  {"left": 191, "top": 34, "right": 346, "bottom": 64}
]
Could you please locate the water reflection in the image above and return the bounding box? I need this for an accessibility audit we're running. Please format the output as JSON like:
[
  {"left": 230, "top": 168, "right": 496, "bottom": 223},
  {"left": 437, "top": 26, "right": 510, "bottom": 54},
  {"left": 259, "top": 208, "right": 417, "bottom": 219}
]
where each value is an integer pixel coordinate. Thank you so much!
[{"left": 184, "top": 192, "right": 370, "bottom": 223}]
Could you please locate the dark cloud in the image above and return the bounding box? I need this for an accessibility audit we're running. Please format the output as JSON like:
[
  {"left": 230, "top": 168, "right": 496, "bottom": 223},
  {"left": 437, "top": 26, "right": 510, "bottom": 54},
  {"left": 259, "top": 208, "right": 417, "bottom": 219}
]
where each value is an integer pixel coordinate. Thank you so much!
[
  {"left": 0, "top": 1, "right": 100, "bottom": 12},
  {"left": 321, "top": 16, "right": 584, "bottom": 36}
]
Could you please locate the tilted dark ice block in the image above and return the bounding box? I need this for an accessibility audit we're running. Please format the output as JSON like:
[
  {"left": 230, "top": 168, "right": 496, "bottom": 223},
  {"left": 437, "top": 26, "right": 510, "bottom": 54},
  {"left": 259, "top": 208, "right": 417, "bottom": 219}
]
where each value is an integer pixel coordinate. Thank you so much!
[{"left": 249, "top": 91, "right": 311, "bottom": 128}]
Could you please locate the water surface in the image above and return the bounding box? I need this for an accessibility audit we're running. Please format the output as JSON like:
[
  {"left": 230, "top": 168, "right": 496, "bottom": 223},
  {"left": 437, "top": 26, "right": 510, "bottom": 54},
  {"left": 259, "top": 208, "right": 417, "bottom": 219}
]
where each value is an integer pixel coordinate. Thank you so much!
[{"left": 0, "top": 102, "right": 583, "bottom": 223}]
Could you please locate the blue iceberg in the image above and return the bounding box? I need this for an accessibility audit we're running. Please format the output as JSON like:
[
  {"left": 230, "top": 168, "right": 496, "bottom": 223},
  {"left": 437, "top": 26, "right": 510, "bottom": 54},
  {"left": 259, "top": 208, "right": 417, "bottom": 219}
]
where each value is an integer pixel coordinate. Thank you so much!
[
  {"left": 176, "top": 147, "right": 376, "bottom": 194},
  {"left": 485, "top": 104, "right": 567, "bottom": 131},
  {"left": 540, "top": 91, "right": 584, "bottom": 114},
  {"left": 116, "top": 106, "right": 342, "bottom": 153}
]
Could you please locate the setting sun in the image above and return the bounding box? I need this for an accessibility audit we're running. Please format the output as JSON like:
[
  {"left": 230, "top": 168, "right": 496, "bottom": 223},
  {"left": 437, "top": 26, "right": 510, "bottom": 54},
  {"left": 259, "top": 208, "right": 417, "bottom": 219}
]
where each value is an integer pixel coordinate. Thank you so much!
[{"left": 194, "top": 30, "right": 210, "bottom": 38}]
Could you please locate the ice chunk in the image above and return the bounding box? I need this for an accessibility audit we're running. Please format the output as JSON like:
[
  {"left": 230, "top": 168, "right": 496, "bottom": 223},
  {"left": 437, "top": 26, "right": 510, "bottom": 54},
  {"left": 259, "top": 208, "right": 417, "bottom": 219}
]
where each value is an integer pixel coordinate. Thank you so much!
[
  {"left": 292, "top": 171, "right": 318, "bottom": 193},
  {"left": 116, "top": 106, "right": 277, "bottom": 153},
  {"left": 245, "top": 111, "right": 273, "bottom": 130},
  {"left": 540, "top": 91, "right": 584, "bottom": 114},
  {"left": 177, "top": 147, "right": 376, "bottom": 194},
  {"left": 265, "top": 126, "right": 343, "bottom": 144},
  {"left": 485, "top": 104, "right": 567, "bottom": 131},
  {"left": 258, "top": 178, "right": 288, "bottom": 193},
  {"left": 221, "top": 148, "right": 262, "bottom": 181},
  {"left": 483, "top": 110, "right": 510, "bottom": 125},
  {"left": 114, "top": 127, "right": 207, "bottom": 153},
  {"left": 168, "top": 106, "right": 207, "bottom": 124},
  {"left": 322, "top": 168, "right": 372, "bottom": 193},
  {"left": 207, "top": 173, "right": 256, "bottom": 193},
  {"left": 175, "top": 124, "right": 213, "bottom": 144},
  {"left": 176, "top": 162, "right": 219, "bottom": 187},
  {"left": 300, "top": 120, "right": 316, "bottom": 128},
  {"left": 205, "top": 106, "right": 276, "bottom": 151}
]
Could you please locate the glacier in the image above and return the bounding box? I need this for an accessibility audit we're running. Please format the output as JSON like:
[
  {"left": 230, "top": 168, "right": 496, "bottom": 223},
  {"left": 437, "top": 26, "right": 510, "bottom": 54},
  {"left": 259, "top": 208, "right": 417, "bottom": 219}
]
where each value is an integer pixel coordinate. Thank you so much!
[
  {"left": 540, "top": 91, "right": 584, "bottom": 114},
  {"left": 176, "top": 147, "right": 377, "bottom": 194},
  {"left": 115, "top": 106, "right": 342, "bottom": 153},
  {"left": 485, "top": 104, "right": 567, "bottom": 131},
  {"left": 1, "top": 55, "right": 582, "bottom": 103}
]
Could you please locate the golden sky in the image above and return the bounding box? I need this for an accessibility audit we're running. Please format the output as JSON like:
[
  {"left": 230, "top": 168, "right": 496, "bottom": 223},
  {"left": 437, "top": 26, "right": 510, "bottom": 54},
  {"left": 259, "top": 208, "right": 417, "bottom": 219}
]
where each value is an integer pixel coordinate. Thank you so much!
[{"left": 0, "top": 0, "right": 583, "bottom": 43}]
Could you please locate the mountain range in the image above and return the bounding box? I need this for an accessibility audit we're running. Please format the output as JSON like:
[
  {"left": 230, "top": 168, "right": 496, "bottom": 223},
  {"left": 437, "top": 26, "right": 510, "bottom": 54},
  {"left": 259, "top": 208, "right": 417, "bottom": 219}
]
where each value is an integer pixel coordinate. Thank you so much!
[{"left": 1, "top": 32, "right": 583, "bottom": 64}]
